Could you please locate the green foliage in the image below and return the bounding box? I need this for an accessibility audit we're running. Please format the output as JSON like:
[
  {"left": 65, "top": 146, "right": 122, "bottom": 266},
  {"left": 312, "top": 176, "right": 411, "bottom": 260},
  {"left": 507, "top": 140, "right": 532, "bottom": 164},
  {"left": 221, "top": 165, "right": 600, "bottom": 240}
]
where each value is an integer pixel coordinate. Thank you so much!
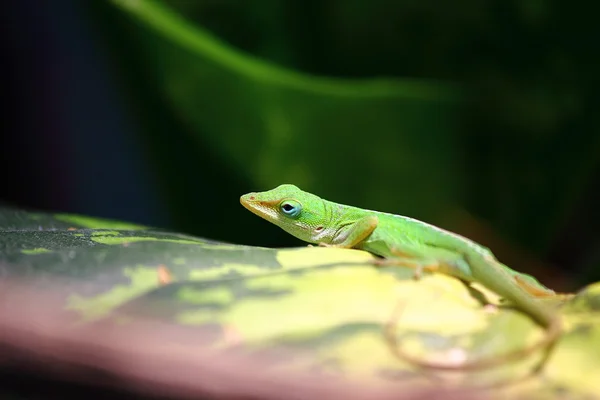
[
  {"left": 99, "top": 0, "right": 462, "bottom": 242},
  {"left": 3, "top": 206, "right": 600, "bottom": 397}
]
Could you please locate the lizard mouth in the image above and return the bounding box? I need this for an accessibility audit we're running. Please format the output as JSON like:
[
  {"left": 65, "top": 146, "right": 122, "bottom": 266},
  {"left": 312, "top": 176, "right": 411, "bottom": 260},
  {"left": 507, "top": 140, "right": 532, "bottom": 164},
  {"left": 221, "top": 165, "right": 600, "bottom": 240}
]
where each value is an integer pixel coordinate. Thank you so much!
[
  {"left": 240, "top": 194, "right": 278, "bottom": 221},
  {"left": 240, "top": 194, "right": 257, "bottom": 211},
  {"left": 240, "top": 194, "right": 257, "bottom": 210}
]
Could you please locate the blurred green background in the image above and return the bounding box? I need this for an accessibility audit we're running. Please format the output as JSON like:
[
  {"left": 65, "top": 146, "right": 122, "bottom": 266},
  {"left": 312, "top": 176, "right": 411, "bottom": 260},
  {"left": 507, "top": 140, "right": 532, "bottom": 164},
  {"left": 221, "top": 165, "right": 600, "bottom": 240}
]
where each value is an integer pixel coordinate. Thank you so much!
[{"left": 1, "top": 0, "right": 598, "bottom": 290}]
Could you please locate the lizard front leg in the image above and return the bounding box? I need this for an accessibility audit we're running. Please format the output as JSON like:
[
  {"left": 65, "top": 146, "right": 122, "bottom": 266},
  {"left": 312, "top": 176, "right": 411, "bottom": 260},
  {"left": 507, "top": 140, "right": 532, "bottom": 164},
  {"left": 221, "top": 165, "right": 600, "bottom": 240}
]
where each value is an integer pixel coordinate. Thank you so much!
[{"left": 318, "top": 215, "right": 379, "bottom": 248}]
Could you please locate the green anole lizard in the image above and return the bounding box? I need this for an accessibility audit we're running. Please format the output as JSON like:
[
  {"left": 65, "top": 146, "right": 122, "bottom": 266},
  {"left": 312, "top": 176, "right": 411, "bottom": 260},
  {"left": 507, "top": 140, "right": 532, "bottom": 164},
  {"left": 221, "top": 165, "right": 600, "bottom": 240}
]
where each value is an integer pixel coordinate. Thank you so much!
[{"left": 240, "top": 184, "right": 563, "bottom": 372}]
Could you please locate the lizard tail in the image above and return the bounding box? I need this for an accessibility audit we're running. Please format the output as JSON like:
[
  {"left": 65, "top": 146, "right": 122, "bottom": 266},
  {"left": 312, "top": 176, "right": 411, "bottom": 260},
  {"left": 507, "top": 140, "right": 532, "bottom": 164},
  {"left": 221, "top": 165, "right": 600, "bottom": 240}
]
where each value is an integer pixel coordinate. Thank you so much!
[{"left": 383, "top": 300, "right": 562, "bottom": 372}]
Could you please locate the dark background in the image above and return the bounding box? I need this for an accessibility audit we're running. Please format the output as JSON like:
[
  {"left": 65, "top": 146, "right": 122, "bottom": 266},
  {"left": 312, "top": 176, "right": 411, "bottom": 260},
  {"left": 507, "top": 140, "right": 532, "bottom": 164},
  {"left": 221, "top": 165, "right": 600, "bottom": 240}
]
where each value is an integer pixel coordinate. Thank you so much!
[{"left": 1, "top": 0, "right": 598, "bottom": 290}]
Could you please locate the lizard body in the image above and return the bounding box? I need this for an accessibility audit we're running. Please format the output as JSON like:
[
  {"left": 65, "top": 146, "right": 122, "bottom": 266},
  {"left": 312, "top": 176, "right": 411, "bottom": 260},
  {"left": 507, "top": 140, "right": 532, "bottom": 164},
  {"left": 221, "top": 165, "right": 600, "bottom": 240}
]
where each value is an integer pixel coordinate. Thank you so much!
[{"left": 240, "top": 184, "right": 562, "bottom": 371}]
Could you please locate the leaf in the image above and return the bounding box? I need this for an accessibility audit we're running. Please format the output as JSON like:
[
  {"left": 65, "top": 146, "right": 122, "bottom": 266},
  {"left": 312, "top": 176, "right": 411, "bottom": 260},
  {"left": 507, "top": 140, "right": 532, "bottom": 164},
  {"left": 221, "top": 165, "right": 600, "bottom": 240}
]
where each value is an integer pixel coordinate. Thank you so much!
[
  {"left": 107, "top": 0, "right": 463, "bottom": 223},
  {"left": 1, "top": 206, "right": 600, "bottom": 397}
]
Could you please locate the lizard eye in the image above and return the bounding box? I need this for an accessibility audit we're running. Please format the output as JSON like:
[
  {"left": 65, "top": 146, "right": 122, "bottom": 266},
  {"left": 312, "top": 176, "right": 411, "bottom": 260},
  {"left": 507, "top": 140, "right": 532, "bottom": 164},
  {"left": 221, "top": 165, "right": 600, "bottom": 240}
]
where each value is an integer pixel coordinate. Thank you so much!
[{"left": 280, "top": 200, "right": 302, "bottom": 218}]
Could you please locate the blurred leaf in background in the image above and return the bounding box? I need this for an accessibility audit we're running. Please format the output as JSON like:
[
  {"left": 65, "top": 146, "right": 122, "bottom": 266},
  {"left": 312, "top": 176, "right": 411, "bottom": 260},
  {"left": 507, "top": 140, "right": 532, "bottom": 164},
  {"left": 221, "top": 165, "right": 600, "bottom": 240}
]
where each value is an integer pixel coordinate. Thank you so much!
[{"left": 97, "top": 0, "right": 463, "bottom": 237}]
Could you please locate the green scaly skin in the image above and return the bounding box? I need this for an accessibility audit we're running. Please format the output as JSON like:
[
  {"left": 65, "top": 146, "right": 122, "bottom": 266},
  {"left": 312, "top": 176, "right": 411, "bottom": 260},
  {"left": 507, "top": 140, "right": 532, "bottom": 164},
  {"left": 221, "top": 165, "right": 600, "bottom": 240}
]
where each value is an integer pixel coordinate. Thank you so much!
[{"left": 240, "top": 184, "right": 563, "bottom": 372}]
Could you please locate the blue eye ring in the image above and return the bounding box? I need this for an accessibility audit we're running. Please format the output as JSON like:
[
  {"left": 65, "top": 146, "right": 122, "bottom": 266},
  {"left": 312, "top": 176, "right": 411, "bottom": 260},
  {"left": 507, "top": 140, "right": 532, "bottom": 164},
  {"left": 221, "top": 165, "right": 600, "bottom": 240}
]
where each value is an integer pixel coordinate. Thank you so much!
[{"left": 280, "top": 200, "right": 302, "bottom": 218}]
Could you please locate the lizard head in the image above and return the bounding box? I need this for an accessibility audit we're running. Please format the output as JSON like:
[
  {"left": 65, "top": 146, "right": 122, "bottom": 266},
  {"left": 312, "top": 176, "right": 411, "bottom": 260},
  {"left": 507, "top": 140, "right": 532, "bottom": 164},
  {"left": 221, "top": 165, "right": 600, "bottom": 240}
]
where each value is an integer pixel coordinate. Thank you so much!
[{"left": 240, "top": 184, "right": 329, "bottom": 244}]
